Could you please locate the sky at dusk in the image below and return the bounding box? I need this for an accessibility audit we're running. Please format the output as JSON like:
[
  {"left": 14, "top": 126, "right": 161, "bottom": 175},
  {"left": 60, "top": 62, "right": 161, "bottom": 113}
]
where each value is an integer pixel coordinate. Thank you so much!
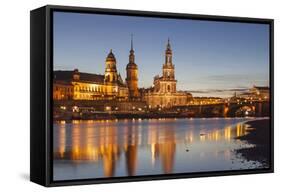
[{"left": 53, "top": 11, "right": 270, "bottom": 98}]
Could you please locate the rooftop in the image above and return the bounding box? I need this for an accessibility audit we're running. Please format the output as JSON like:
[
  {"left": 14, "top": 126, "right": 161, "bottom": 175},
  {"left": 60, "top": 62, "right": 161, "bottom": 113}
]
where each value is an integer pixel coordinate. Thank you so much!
[{"left": 54, "top": 70, "right": 126, "bottom": 87}]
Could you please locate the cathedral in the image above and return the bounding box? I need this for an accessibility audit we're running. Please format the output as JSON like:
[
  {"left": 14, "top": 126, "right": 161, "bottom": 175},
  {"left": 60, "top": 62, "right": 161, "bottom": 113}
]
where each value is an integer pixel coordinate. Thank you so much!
[
  {"left": 53, "top": 37, "right": 192, "bottom": 109},
  {"left": 142, "top": 39, "right": 192, "bottom": 108}
]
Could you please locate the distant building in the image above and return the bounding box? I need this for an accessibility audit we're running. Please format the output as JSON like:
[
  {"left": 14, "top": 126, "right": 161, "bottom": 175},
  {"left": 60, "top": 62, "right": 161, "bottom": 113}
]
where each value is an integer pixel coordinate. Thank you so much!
[
  {"left": 235, "top": 85, "right": 270, "bottom": 101},
  {"left": 142, "top": 39, "right": 192, "bottom": 108},
  {"left": 250, "top": 86, "right": 270, "bottom": 100},
  {"left": 191, "top": 97, "right": 223, "bottom": 105}
]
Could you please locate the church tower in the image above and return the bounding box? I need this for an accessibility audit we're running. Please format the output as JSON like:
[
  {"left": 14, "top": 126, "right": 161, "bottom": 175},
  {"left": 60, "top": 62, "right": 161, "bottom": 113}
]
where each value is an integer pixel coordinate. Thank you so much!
[
  {"left": 163, "top": 38, "right": 175, "bottom": 80},
  {"left": 104, "top": 49, "right": 118, "bottom": 84},
  {"left": 160, "top": 38, "right": 177, "bottom": 93},
  {"left": 126, "top": 35, "right": 139, "bottom": 99}
]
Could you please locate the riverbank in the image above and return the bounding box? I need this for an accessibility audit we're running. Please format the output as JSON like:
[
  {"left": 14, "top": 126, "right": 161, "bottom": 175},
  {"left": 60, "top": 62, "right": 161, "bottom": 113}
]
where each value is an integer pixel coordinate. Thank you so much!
[
  {"left": 53, "top": 111, "right": 198, "bottom": 121},
  {"left": 235, "top": 119, "right": 270, "bottom": 167}
]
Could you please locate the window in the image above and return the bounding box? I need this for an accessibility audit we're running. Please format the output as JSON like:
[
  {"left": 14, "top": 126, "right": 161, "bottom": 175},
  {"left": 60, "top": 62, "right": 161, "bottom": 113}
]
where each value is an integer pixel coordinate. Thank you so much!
[{"left": 106, "top": 75, "right": 110, "bottom": 82}]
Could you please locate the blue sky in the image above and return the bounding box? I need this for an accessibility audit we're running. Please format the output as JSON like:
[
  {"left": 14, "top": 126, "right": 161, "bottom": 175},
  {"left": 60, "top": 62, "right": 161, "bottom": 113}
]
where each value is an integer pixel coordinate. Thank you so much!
[{"left": 53, "top": 11, "right": 270, "bottom": 98}]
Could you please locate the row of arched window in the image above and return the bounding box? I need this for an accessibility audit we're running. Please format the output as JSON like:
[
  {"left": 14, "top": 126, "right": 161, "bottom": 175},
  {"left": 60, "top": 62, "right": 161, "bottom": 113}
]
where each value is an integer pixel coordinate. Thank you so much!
[
  {"left": 158, "top": 97, "right": 186, "bottom": 105},
  {"left": 74, "top": 94, "right": 95, "bottom": 100},
  {"left": 75, "top": 86, "right": 103, "bottom": 92},
  {"left": 54, "top": 86, "right": 73, "bottom": 93}
]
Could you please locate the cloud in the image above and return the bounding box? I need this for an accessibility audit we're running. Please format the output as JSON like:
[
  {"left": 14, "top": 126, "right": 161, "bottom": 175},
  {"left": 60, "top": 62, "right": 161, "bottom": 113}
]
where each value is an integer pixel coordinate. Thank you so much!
[
  {"left": 187, "top": 87, "right": 249, "bottom": 94},
  {"left": 206, "top": 74, "right": 268, "bottom": 84},
  {"left": 207, "top": 74, "right": 250, "bottom": 81}
]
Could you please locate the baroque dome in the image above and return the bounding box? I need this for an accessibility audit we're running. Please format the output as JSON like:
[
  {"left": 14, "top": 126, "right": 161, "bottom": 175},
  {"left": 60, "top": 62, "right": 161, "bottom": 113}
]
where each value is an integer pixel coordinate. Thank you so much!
[{"left": 106, "top": 49, "right": 116, "bottom": 62}]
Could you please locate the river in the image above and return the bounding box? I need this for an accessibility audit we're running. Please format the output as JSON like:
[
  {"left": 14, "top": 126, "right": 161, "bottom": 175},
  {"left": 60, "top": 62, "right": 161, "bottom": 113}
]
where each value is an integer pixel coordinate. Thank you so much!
[{"left": 53, "top": 117, "right": 264, "bottom": 181}]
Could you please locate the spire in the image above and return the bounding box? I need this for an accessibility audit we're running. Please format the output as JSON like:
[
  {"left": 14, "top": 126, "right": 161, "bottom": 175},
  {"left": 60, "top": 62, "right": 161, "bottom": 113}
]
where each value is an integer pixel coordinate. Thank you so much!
[
  {"left": 165, "top": 38, "right": 172, "bottom": 65},
  {"left": 128, "top": 34, "right": 135, "bottom": 64},
  {"left": 167, "top": 38, "right": 171, "bottom": 50},
  {"left": 131, "top": 34, "right": 134, "bottom": 51}
]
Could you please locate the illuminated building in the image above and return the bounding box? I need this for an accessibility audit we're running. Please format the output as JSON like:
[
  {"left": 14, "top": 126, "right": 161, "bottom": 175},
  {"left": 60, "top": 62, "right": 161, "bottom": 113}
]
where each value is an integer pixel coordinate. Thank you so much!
[
  {"left": 249, "top": 86, "right": 269, "bottom": 100},
  {"left": 53, "top": 38, "right": 193, "bottom": 108},
  {"left": 191, "top": 97, "right": 223, "bottom": 105},
  {"left": 53, "top": 50, "right": 129, "bottom": 101},
  {"left": 143, "top": 39, "right": 192, "bottom": 108},
  {"left": 126, "top": 35, "right": 140, "bottom": 100},
  {"left": 53, "top": 81, "right": 73, "bottom": 100},
  {"left": 232, "top": 85, "right": 269, "bottom": 101}
]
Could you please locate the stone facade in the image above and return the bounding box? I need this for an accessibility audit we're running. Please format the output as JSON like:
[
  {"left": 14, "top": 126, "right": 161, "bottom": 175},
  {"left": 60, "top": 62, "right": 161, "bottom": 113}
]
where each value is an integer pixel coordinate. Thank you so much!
[
  {"left": 53, "top": 81, "right": 73, "bottom": 100},
  {"left": 143, "top": 39, "right": 192, "bottom": 108},
  {"left": 53, "top": 50, "right": 129, "bottom": 101}
]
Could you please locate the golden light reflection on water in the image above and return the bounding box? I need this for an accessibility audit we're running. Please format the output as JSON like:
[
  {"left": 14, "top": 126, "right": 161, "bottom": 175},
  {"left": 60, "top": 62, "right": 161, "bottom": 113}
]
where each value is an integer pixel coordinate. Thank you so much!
[
  {"left": 54, "top": 119, "right": 249, "bottom": 177},
  {"left": 58, "top": 122, "right": 66, "bottom": 158}
]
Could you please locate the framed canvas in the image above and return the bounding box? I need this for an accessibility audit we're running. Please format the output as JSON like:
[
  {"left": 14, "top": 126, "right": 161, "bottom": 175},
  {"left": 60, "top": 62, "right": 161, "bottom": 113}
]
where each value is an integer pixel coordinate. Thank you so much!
[{"left": 30, "top": 5, "right": 274, "bottom": 187}]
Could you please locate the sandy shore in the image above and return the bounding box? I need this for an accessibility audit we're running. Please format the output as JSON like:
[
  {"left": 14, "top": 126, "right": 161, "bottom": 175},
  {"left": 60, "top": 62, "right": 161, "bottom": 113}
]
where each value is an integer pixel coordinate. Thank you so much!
[{"left": 235, "top": 119, "right": 270, "bottom": 167}]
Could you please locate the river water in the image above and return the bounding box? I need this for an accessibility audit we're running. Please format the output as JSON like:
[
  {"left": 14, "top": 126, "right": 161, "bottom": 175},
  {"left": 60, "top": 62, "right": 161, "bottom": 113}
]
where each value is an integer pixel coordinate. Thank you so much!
[{"left": 53, "top": 117, "right": 263, "bottom": 181}]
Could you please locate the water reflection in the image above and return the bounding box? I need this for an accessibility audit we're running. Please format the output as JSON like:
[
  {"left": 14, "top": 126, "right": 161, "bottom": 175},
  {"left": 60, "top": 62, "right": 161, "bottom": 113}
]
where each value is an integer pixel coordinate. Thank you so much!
[
  {"left": 148, "top": 124, "right": 176, "bottom": 173},
  {"left": 53, "top": 118, "right": 252, "bottom": 180},
  {"left": 124, "top": 124, "right": 138, "bottom": 176}
]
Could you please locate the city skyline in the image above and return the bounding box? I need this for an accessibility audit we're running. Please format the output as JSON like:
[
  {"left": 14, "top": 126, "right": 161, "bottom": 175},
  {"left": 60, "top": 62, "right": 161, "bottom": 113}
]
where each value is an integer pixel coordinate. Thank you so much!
[
  {"left": 53, "top": 11, "right": 270, "bottom": 98},
  {"left": 51, "top": 10, "right": 271, "bottom": 181}
]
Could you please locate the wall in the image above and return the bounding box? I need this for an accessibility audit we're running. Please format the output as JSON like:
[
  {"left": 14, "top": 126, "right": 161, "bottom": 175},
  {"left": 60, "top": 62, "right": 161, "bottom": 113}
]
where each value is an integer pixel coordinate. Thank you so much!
[{"left": 0, "top": 0, "right": 280, "bottom": 191}]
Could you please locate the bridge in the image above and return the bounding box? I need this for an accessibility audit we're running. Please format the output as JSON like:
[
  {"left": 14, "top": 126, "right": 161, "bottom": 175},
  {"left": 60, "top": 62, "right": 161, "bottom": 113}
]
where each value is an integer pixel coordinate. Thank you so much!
[
  {"left": 177, "top": 100, "right": 270, "bottom": 117},
  {"left": 54, "top": 98, "right": 270, "bottom": 120}
]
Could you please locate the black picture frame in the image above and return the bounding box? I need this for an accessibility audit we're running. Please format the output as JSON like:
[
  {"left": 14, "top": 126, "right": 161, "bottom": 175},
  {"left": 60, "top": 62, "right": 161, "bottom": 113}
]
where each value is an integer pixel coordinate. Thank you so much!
[{"left": 30, "top": 5, "right": 274, "bottom": 187}]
